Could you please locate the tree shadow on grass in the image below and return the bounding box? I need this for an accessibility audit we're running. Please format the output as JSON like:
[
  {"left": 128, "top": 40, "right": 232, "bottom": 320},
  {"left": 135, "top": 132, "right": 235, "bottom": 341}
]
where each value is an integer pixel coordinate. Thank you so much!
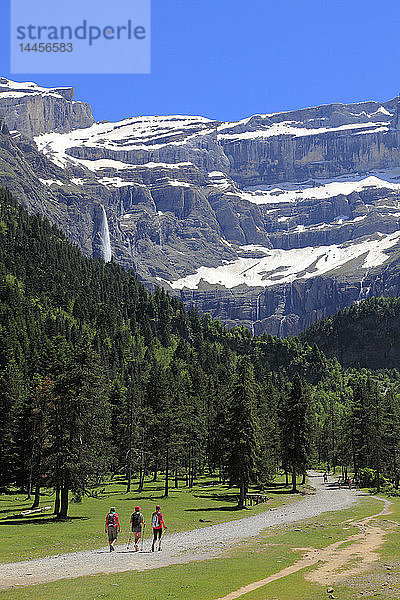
[
  {"left": 263, "top": 489, "right": 296, "bottom": 495},
  {"left": 125, "top": 495, "right": 164, "bottom": 502},
  {"left": 185, "top": 506, "right": 243, "bottom": 512},
  {"left": 0, "top": 516, "right": 89, "bottom": 525},
  {"left": 90, "top": 490, "right": 121, "bottom": 498},
  {"left": 0, "top": 492, "right": 26, "bottom": 500},
  {"left": 192, "top": 493, "right": 239, "bottom": 503},
  {"left": 0, "top": 505, "right": 30, "bottom": 514}
]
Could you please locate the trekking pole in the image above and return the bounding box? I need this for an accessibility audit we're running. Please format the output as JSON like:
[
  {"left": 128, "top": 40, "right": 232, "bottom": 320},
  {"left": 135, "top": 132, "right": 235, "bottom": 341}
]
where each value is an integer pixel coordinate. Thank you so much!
[
  {"left": 127, "top": 530, "right": 132, "bottom": 550},
  {"left": 140, "top": 523, "right": 146, "bottom": 551}
]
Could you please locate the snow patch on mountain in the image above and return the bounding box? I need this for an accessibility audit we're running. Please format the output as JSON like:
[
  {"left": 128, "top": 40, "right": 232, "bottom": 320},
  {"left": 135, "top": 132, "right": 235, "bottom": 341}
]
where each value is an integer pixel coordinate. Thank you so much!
[
  {"left": 34, "top": 114, "right": 216, "bottom": 168},
  {"left": 163, "top": 231, "right": 400, "bottom": 290},
  {"left": 0, "top": 78, "right": 71, "bottom": 99},
  {"left": 240, "top": 168, "right": 400, "bottom": 205},
  {"left": 38, "top": 178, "right": 64, "bottom": 187},
  {"left": 218, "top": 121, "right": 389, "bottom": 141}
]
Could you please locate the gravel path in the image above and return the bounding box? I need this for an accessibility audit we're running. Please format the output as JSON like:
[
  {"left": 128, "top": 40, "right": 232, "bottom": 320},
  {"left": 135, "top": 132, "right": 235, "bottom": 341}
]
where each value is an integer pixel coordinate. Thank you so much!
[{"left": 1, "top": 472, "right": 364, "bottom": 590}]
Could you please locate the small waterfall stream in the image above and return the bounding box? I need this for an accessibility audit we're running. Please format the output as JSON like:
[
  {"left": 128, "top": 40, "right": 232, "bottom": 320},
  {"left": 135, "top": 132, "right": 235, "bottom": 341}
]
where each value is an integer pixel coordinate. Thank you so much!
[
  {"left": 256, "top": 293, "right": 261, "bottom": 321},
  {"left": 278, "top": 284, "right": 288, "bottom": 337},
  {"left": 99, "top": 205, "right": 112, "bottom": 262},
  {"left": 251, "top": 292, "right": 262, "bottom": 337},
  {"left": 355, "top": 271, "right": 370, "bottom": 304}
]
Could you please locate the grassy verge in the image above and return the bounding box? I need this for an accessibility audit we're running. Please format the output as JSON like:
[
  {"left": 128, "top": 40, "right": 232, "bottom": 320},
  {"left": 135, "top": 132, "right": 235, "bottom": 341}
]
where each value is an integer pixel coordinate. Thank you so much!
[
  {"left": 0, "top": 474, "right": 304, "bottom": 563},
  {"left": 0, "top": 495, "right": 391, "bottom": 600}
]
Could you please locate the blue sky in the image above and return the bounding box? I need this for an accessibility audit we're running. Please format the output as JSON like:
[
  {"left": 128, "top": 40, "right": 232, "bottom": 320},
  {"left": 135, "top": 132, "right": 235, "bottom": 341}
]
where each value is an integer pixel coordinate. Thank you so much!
[{"left": 1, "top": 0, "right": 400, "bottom": 123}]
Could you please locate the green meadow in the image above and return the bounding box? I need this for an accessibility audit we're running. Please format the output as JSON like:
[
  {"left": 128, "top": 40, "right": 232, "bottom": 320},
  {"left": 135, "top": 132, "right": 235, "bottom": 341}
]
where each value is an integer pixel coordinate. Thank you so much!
[
  {"left": 0, "top": 474, "right": 303, "bottom": 563},
  {"left": 2, "top": 494, "right": 399, "bottom": 600}
]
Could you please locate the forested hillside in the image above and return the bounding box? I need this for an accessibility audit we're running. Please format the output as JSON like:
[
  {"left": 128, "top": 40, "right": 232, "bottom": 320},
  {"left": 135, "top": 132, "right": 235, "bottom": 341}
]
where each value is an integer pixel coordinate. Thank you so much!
[
  {"left": 1, "top": 188, "right": 399, "bottom": 519},
  {"left": 300, "top": 297, "right": 400, "bottom": 370}
]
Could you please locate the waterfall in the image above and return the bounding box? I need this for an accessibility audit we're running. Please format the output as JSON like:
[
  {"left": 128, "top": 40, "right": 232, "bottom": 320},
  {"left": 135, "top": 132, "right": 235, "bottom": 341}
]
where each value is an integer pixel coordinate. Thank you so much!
[
  {"left": 251, "top": 292, "right": 262, "bottom": 337},
  {"left": 355, "top": 271, "right": 370, "bottom": 304},
  {"left": 278, "top": 284, "right": 288, "bottom": 338},
  {"left": 281, "top": 283, "right": 287, "bottom": 310},
  {"left": 289, "top": 281, "right": 294, "bottom": 312},
  {"left": 99, "top": 205, "right": 112, "bottom": 262},
  {"left": 278, "top": 315, "right": 287, "bottom": 338},
  {"left": 256, "top": 293, "right": 261, "bottom": 321}
]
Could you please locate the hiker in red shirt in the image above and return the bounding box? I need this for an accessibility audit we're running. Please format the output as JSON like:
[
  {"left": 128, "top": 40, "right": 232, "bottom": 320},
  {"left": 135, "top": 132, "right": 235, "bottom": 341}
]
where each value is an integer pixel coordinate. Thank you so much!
[
  {"left": 105, "top": 507, "right": 120, "bottom": 552},
  {"left": 130, "top": 506, "right": 145, "bottom": 552},
  {"left": 151, "top": 505, "right": 167, "bottom": 552}
]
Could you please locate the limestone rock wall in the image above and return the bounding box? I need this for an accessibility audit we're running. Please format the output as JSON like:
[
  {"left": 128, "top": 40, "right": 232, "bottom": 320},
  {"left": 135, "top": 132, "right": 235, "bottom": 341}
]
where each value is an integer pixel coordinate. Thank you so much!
[
  {"left": 0, "top": 78, "right": 94, "bottom": 136},
  {"left": 222, "top": 129, "right": 400, "bottom": 187}
]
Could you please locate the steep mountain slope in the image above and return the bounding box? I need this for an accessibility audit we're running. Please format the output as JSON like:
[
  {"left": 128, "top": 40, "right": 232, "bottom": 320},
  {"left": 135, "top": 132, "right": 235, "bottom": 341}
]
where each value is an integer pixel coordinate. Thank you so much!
[
  {"left": 300, "top": 296, "right": 400, "bottom": 370},
  {"left": 0, "top": 185, "right": 327, "bottom": 387},
  {"left": 1, "top": 77, "right": 400, "bottom": 335}
]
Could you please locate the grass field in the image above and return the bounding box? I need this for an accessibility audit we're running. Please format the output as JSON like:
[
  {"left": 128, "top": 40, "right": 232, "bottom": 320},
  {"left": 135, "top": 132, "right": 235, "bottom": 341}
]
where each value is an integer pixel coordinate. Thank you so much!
[
  {"left": 2, "top": 495, "right": 399, "bottom": 600},
  {"left": 0, "top": 474, "right": 303, "bottom": 563}
]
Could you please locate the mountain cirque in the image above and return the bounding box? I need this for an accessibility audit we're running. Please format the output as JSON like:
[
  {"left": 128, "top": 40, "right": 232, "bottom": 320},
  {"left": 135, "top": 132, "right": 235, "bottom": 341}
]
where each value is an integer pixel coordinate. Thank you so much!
[{"left": 1, "top": 77, "right": 400, "bottom": 336}]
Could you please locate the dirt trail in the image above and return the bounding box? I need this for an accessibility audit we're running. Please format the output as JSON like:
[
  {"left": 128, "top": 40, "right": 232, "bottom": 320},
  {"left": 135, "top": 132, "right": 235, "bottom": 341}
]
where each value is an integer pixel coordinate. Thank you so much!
[
  {"left": 213, "top": 496, "right": 392, "bottom": 600},
  {"left": 0, "top": 472, "right": 363, "bottom": 590}
]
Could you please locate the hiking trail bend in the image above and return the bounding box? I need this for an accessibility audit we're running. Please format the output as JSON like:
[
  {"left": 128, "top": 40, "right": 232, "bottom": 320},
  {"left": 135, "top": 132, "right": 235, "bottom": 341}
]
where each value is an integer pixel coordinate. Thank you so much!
[{"left": 0, "top": 472, "right": 366, "bottom": 590}]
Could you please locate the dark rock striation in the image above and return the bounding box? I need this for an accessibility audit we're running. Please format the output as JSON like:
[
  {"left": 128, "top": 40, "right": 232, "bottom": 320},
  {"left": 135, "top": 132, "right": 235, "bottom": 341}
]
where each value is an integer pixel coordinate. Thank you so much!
[{"left": 1, "top": 78, "right": 400, "bottom": 336}]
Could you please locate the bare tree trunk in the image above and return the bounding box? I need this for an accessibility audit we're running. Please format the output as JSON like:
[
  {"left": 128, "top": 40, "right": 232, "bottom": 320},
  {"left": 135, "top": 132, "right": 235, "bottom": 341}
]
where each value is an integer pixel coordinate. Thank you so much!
[
  {"left": 138, "top": 447, "right": 145, "bottom": 492},
  {"left": 54, "top": 486, "right": 60, "bottom": 515},
  {"left": 126, "top": 462, "right": 132, "bottom": 493},
  {"left": 31, "top": 481, "right": 40, "bottom": 509},
  {"left": 153, "top": 450, "right": 158, "bottom": 482},
  {"left": 126, "top": 398, "right": 134, "bottom": 493},
  {"left": 238, "top": 480, "right": 247, "bottom": 508},
  {"left": 164, "top": 445, "right": 169, "bottom": 497},
  {"left": 27, "top": 461, "right": 33, "bottom": 500},
  {"left": 291, "top": 468, "right": 297, "bottom": 492},
  {"left": 58, "top": 484, "right": 69, "bottom": 519}
]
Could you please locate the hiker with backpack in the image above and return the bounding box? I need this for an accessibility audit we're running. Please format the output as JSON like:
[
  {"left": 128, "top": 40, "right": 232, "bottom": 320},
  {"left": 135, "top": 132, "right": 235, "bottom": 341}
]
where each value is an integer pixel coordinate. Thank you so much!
[
  {"left": 151, "top": 505, "right": 167, "bottom": 552},
  {"left": 105, "top": 507, "right": 120, "bottom": 552},
  {"left": 130, "top": 506, "right": 145, "bottom": 552}
]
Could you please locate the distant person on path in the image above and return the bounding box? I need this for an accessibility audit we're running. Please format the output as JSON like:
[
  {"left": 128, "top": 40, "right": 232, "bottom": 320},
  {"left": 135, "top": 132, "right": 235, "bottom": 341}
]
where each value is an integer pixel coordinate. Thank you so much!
[
  {"left": 151, "top": 505, "right": 167, "bottom": 552},
  {"left": 338, "top": 477, "right": 342, "bottom": 489},
  {"left": 105, "top": 507, "right": 120, "bottom": 552},
  {"left": 323, "top": 472, "right": 328, "bottom": 483},
  {"left": 130, "top": 505, "right": 145, "bottom": 551}
]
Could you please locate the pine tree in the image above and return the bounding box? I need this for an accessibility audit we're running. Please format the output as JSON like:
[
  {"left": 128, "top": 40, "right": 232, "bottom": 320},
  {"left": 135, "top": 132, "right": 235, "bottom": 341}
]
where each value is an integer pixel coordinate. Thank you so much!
[
  {"left": 257, "top": 376, "right": 280, "bottom": 485},
  {"left": 29, "top": 376, "right": 53, "bottom": 508},
  {"left": 382, "top": 389, "right": 400, "bottom": 487},
  {"left": 281, "top": 374, "right": 312, "bottom": 492},
  {"left": 226, "top": 357, "right": 260, "bottom": 508},
  {"left": 0, "top": 358, "right": 28, "bottom": 490},
  {"left": 49, "top": 341, "right": 110, "bottom": 518}
]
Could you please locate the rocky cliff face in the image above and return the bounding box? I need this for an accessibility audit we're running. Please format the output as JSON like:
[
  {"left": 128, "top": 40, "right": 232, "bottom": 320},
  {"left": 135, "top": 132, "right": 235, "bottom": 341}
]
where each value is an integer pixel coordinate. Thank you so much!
[
  {"left": 178, "top": 264, "right": 400, "bottom": 338},
  {"left": 1, "top": 78, "right": 400, "bottom": 337},
  {"left": 0, "top": 78, "right": 93, "bottom": 136},
  {"left": 219, "top": 100, "right": 400, "bottom": 186}
]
